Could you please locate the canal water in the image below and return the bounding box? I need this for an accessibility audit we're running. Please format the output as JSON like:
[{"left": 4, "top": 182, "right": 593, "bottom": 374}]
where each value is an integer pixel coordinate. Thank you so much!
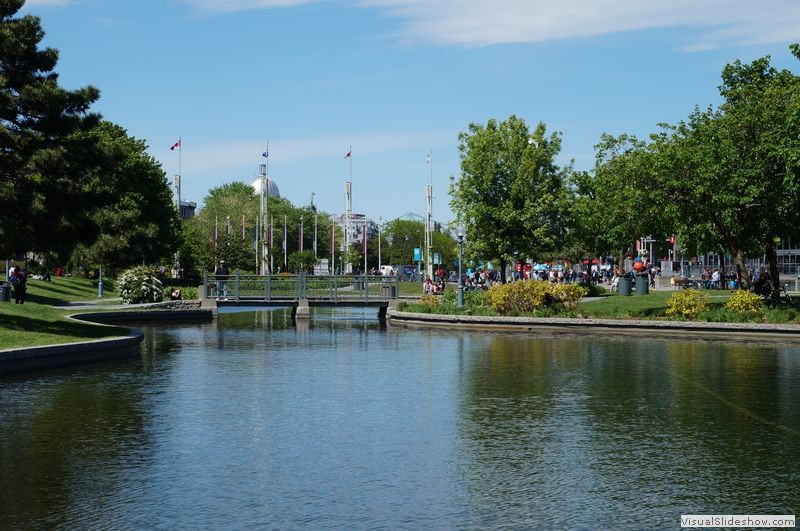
[{"left": 1, "top": 309, "right": 799, "bottom": 528}]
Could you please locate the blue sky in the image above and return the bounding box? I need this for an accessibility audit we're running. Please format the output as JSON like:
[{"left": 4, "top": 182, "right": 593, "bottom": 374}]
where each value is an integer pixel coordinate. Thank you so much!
[{"left": 22, "top": 0, "right": 800, "bottom": 224}]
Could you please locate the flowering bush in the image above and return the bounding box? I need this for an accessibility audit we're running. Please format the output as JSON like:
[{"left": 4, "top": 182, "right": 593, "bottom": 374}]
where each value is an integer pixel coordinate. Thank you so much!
[
  {"left": 666, "top": 288, "right": 708, "bottom": 320},
  {"left": 419, "top": 294, "right": 439, "bottom": 309},
  {"left": 117, "top": 266, "right": 164, "bottom": 304},
  {"left": 553, "top": 283, "right": 590, "bottom": 310},
  {"left": 724, "top": 289, "right": 764, "bottom": 314},
  {"left": 487, "top": 280, "right": 588, "bottom": 315}
]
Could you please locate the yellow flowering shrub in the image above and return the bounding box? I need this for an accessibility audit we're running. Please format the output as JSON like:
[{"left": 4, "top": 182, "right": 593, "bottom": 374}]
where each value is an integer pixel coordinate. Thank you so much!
[
  {"left": 665, "top": 288, "right": 709, "bottom": 320},
  {"left": 487, "top": 280, "right": 588, "bottom": 315},
  {"left": 552, "top": 283, "right": 589, "bottom": 310},
  {"left": 724, "top": 289, "right": 764, "bottom": 314},
  {"left": 419, "top": 294, "right": 439, "bottom": 309}
]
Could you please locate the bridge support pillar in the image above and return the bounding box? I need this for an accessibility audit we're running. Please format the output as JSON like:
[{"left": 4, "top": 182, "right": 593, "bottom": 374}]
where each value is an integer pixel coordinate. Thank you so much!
[
  {"left": 378, "top": 301, "right": 394, "bottom": 321},
  {"left": 199, "top": 288, "right": 218, "bottom": 318},
  {"left": 294, "top": 298, "right": 311, "bottom": 319}
]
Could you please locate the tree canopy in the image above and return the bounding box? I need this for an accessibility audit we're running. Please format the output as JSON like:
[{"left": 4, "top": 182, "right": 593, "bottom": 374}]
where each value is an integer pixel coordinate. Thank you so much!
[
  {"left": 450, "top": 115, "right": 572, "bottom": 280},
  {"left": 0, "top": 0, "right": 102, "bottom": 257},
  {"left": 184, "top": 182, "right": 341, "bottom": 274},
  {"left": 575, "top": 45, "right": 800, "bottom": 288},
  {"left": 68, "top": 122, "right": 181, "bottom": 271}
]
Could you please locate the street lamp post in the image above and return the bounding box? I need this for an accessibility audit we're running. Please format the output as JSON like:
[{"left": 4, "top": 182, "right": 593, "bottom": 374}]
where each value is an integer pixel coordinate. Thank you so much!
[
  {"left": 97, "top": 261, "right": 104, "bottom": 299},
  {"left": 457, "top": 224, "right": 465, "bottom": 307},
  {"left": 378, "top": 216, "right": 382, "bottom": 272}
]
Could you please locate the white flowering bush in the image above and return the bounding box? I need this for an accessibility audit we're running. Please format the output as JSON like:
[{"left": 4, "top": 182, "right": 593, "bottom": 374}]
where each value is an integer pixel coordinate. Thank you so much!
[{"left": 117, "top": 266, "right": 164, "bottom": 304}]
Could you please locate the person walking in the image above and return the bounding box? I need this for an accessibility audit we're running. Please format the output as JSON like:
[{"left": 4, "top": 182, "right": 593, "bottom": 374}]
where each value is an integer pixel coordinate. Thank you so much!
[
  {"left": 215, "top": 260, "right": 230, "bottom": 300},
  {"left": 10, "top": 266, "right": 26, "bottom": 304}
]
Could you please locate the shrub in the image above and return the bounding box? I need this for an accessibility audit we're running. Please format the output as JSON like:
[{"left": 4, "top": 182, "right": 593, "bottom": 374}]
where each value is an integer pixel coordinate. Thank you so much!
[
  {"left": 163, "top": 285, "right": 198, "bottom": 301},
  {"left": 487, "top": 280, "right": 588, "bottom": 315},
  {"left": 464, "top": 289, "right": 490, "bottom": 307},
  {"left": 440, "top": 289, "right": 456, "bottom": 305},
  {"left": 665, "top": 288, "right": 708, "bottom": 320},
  {"left": 699, "top": 307, "right": 751, "bottom": 323},
  {"left": 724, "top": 289, "right": 764, "bottom": 314},
  {"left": 580, "top": 282, "right": 608, "bottom": 297},
  {"left": 419, "top": 294, "right": 439, "bottom": 309},
  {"left": 553, "top": 283, "right": 590, "bottom": 310},
  {"left": 117, "top": 266, "right": 164, "bottom": 304}
]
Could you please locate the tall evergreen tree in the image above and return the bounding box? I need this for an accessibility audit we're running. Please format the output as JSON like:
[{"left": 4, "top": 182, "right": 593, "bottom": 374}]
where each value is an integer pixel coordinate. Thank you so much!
[{"left": 0, "top": 0, "right": 101, "bottom": 257}]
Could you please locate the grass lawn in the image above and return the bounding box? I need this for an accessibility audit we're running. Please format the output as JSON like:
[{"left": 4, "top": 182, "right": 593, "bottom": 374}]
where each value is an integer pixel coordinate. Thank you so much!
[
  {"left": 399, "top": 283, "right": 799, "bottom": 324},
  {"left": 0, "top": 277, "right": 126, "bottom": 350},
  {"left": 577, "top": 289, "right": 733, "bottom": 319}
]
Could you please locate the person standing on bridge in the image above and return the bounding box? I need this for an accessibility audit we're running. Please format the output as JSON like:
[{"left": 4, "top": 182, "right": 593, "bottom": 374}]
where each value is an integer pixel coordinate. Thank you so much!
[{"left": 215, "top": 260, "right": 229, "bottom": 300}]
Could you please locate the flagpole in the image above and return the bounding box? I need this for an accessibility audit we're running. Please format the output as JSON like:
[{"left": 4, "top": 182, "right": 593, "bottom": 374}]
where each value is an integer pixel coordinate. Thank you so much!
[
  {"left": 425, "top": 149, "right": 434, "bottom": 280},
  {"left": 260, "top": 142, "right": 270, "bottom": 275},
  {"left": 270, "top": 215, "right": 274, "bottom": 273},
  {"left": 363, "top": 218, "right": 367, "bottom": 275},
  {"left": 172, "top": 137, "right": 182, "bottom": 277},
  {"left": 283, "top": 215, "right": 287, "bottom": 270},
  {"left": 255, "top": 215, "right": 259, "bottom": 273},
  {"left": 344, "top": 145, "right": 353, "bottom": 274}
]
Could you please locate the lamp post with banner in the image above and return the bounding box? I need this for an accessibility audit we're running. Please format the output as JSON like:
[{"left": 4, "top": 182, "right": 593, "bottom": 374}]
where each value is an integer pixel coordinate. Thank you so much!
[{"left": 457, "top": 223, "right": 465, "bottom": 307}]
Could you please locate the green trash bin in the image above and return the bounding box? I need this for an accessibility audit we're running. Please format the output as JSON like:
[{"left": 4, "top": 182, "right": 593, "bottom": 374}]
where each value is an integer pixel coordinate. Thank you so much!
[
  {"left": 618, "top": 277, "right": 632, "bottom": 296},
  {"left": 380, "top": 284, "right": 397, "bottom": 298},
  {"left": 0, "top": 283, "right": 10, "bottom": 302},
  {"left": 635, "top": 275, "right": 650, "bottom": 295}
]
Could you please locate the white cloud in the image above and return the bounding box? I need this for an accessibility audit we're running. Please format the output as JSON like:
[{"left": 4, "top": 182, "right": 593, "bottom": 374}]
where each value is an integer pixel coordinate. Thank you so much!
[
  {"left": 183, "top": 0, "right": 800, "bottom": 50},
  {"left": 179, "top": 0, "right": 319, "bottom": 14},
  {"left": 157, "top": 130, "right": 451, "bottom": 179},
  {"left": 359, "top": 0, "right": 800, "bottom": 49}
]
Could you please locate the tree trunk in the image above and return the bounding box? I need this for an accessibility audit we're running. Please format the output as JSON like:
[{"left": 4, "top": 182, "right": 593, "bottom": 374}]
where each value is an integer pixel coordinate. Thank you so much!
[
  {"left": 500, "top": 258, "right": 507, "bottom": 284},
  {"left": 733, "top": 248, "right": 749, "bottom": 290},
  {"left": 766, "top": 239, "right": 781, "bottom": 304}
]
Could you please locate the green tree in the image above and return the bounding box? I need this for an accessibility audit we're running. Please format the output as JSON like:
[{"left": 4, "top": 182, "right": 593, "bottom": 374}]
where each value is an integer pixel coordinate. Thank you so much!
[
  {"left": 68, "top": 121, "right": 181, "bottom": 272},
  {"left": 647, "top": 46, "right": 800, "bottom": 289},
  {"left": 187, "top": 182, "right": 259, "bottom": 273},
  {"left": 288, "top": 250, "right": 316, "bottom": 273},
  {"left": 0, "top": 0, "right": 101, "bottom": 257},
  {"left": 381, "top": 219, "right": 425, "bottom": 266},
  {"left": 571, "top": 133, "right": 666, "bottom": 265},
  {"left": 450, "top": 115, "right": 572, "bottom": 281},
  {"left": 185, "top": 182, "right": 340, "bottom": 275}
]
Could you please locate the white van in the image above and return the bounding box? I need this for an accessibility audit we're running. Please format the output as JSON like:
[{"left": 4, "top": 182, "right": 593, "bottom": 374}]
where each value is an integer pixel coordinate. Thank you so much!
[{"left": 380, "top": 265, "right": 396, "bottom": 276}]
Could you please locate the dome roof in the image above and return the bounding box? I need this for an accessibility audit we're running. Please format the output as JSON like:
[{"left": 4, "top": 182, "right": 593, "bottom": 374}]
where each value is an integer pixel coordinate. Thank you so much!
[{"left": 250, "top": 176, "right": 281, "bottom": 198}]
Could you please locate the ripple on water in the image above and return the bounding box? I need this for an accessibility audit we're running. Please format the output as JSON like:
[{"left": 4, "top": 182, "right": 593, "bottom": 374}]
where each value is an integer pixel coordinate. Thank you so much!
[{"left": 1, "top": 318, "right": 800, "bottom": 528}]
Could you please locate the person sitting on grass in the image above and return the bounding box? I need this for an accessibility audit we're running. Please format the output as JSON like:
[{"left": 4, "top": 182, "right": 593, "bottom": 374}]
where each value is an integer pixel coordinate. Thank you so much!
[{"left": 423, "top": 276, "right": 433, "bottom": 295}]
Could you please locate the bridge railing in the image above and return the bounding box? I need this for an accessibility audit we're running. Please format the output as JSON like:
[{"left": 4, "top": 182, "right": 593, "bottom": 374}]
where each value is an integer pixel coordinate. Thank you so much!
[{"left": 203, "top": 272, "right": 400, "bottom": 302}]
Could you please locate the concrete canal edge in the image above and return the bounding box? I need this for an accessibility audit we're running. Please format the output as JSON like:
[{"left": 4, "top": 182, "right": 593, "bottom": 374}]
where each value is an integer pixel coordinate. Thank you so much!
[
  {"left": 0, "top": 308, "right": 213, "bottom": 376},
  {"left": 387, "top": 310, "right": 800, "bottom": 340}
]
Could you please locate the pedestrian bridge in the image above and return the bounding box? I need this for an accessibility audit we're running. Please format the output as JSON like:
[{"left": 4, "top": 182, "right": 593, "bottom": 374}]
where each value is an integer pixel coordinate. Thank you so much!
[{"left": 202, "top": 273, "right": 401, "bottom": 319}]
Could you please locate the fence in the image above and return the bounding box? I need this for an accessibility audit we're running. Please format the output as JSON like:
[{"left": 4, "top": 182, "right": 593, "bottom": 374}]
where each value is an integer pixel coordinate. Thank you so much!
[{"left": 203, "top": 272, "right": 400, "bottom": 303}]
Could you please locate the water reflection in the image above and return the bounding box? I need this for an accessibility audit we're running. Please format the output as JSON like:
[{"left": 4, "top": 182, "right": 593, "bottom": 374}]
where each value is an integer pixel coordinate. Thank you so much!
[
  {"left": 457, "top": 335, "right": 800, "bottom": 527},
  {"left": 0, "top": 368, "right": 149, "bottom": 528},
  {"left": 1, "top": 315, "right": 799, "bottom": 528}
]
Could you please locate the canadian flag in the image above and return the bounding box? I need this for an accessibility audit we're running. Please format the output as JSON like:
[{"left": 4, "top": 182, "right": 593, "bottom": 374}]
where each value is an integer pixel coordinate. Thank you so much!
[{"left": 170, "top": 139, "right": 181, "bottom": 151}]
